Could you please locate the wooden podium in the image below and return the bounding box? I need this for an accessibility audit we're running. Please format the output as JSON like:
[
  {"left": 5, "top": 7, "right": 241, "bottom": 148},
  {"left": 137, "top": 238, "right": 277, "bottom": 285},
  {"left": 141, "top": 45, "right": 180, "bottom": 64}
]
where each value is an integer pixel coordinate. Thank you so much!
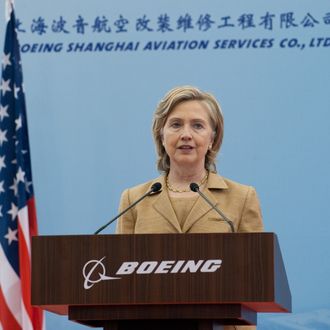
[{"left": 31, "top": 233, "right": 291, "bottom": 329}]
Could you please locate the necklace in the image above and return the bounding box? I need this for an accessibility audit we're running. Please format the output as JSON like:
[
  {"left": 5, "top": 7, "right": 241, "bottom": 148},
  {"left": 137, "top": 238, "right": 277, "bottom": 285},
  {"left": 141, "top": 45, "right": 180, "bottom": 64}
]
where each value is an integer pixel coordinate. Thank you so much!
[{"left": 166, "top": 172, "right": 208, "bottom": 193}]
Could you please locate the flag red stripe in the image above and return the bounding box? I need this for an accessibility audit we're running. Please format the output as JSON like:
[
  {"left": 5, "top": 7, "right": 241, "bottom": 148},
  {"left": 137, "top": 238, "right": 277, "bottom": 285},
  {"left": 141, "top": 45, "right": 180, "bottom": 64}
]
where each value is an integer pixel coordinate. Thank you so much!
[
  {"left": 0, "top": 287, "right": 21, "bottom": 330},
  {"left": 28, "top": 199, "right": 44, "bottom": 329},
  {"left": 27, "top": 199, "right": 38, "bottom": 237},
  {"left": 18, "top": 198, "right": 44, "bottom": 330}
]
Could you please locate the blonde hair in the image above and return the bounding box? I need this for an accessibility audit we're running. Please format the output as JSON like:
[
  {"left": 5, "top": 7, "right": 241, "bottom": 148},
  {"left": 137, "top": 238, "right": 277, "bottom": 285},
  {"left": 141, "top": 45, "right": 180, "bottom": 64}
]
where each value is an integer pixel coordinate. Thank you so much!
[{"left": 152, "top": 86, "right": 224, "bottom": 173}]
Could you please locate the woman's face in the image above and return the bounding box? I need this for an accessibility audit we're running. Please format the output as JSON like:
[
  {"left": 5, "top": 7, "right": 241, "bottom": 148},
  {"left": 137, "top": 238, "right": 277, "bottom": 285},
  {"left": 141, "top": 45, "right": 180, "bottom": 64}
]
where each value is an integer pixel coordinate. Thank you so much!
[{"left": 162, "top": 100, "right": 214, "bottom": 171}]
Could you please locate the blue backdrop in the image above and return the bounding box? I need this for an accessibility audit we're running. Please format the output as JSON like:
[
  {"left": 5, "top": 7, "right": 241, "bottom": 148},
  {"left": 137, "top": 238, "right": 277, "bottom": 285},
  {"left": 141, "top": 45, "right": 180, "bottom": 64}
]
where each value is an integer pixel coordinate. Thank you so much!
[{"left": 1, "top": 1, "right": 329, "bottom": 329}]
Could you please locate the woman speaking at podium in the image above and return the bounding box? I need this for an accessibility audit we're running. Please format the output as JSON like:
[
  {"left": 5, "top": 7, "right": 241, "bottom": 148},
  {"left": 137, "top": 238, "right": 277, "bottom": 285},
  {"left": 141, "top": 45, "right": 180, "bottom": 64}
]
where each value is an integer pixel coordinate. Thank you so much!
[
  {"left": 116, "top": 86, "right": 263, "bottom": 330},
  {"left": 116, "top": 86, "right": 263, "bottom": 235}
]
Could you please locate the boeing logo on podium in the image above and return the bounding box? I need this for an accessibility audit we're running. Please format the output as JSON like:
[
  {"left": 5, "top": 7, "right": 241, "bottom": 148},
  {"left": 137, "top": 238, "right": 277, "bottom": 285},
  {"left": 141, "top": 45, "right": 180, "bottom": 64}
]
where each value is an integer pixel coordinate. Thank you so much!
[{"left": 82, "top": 257, "right": 222, "bottom": 289}]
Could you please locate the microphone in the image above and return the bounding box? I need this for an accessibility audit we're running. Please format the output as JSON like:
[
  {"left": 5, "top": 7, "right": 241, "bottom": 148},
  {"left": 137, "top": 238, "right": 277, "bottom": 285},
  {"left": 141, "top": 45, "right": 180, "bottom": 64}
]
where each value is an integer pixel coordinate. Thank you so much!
[
  {"left": 94, "top": 182, "right": 162, "bottom": 234},
  {"left": 190, "top": 182, "right": 235, "bottom": 233}
]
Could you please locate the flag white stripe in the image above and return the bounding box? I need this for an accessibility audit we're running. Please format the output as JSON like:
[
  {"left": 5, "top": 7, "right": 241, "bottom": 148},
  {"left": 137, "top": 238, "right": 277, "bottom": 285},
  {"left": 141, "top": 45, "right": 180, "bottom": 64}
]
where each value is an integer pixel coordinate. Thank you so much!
[
  {"left": 17, "top": 206, "right": 31, "bottom": 255},
  {"left": 0, "top": 244, "right": 22, "bottom": 327},
  {"left": 21, "top": 298, "right": 34, "bottom": 330},
  {"left": 17, "top": 206, "right": 35, "bottom": 330},
  {"left": 0, "top": 320, "right": 3, "bottom": 330},
  {"left": 5, "top": 0, "right": 14, "bottom": 22},
  {"left": 42, "top": 314, "right": 46, "bottom": 330}
]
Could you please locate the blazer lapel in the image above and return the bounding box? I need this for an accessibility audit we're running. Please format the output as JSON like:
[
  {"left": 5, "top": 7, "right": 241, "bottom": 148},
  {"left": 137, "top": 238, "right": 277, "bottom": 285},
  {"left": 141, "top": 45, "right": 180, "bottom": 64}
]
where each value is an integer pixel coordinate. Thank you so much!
[
  {"left": 151, "top": 176, "right": 182, "bottom": 233},
  {"left": 182, "top": 173, "right": 228, "bottom": 233}
]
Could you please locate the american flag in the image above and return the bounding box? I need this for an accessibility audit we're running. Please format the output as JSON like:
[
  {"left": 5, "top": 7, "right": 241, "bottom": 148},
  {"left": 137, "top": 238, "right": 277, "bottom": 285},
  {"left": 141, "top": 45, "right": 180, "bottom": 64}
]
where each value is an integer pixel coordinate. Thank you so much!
[{"left": 0, "top": 3, "right": 45, "bottom": 330}]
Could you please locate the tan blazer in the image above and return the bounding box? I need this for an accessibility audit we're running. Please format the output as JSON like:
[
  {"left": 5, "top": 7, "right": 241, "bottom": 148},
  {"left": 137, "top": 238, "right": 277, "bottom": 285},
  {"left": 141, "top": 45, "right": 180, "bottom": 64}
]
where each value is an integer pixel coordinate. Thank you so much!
[
  {"left": 116, "top": 172, "right": 263, "bottom": 330},
  {"left": 116, "top": 172, "right": 263, "bottom": 234}
]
